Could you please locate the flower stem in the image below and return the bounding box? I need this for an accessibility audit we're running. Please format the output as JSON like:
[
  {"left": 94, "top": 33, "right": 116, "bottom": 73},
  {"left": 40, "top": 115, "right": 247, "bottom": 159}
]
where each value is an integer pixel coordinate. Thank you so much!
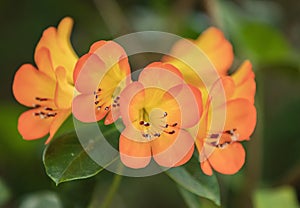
[
  {"left": 99, "top": 174, "right": 122, "bottom": 208},
  {"left": 88, "top": 173, "right": 122, "bottom": 208}
]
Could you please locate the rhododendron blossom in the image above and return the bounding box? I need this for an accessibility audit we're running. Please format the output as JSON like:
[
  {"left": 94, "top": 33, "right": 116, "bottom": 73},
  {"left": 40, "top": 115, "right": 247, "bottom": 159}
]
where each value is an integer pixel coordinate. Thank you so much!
[
  {"left": 118, "top": 62, "right": 202, "bottom": 168},
  {"left": 72, "top": 41, "right": 131, "bottom": 124},
  {"left": 163, "top": 27, "right": 257, "bottom": 175},
  {"left": 12, "top": 17, "right": 77, "bottom": 143}
]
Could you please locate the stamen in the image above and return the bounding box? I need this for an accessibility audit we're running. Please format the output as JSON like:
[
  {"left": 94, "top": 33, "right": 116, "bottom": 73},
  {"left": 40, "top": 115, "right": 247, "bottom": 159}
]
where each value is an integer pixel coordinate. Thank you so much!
[
  {"left": 153, "top": 133, "right": 161, "bottom": 137},
  {"left": 104, "top": 106, "right": 109, "bottom": 111},
  {"left": 139, "top": 121, "right": 144, "bottom": 125},
  {"left": 171, "top": 123, "right": 177, "bottom": 127},
  {"left": 209, "top": 133, "right": 219, "bottom": 139},
  {"left": 164, "top": 130, "right": 175, "bottom": 135},
  {"left": 35, "top": 97, "right": 48, "bottom": 101},
  {"left": 33, "top": 104, "right": 41, "bottom": 108},
  {"left": 44, "top": 107, "right": 53, "bottom": 111}
]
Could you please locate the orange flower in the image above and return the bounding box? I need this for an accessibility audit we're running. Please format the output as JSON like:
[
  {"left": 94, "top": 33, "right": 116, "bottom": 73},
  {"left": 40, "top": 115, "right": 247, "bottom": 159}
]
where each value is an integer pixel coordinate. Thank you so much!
[
  {"left": 192, "top": 61, "right": 256, "bottom": 175},
  {"left": 12, "top": 17, "right": 78, "bottom": 143},
  {"left": 162, "top": 27, "right": 234, "bottom": 88},
  {"left": 72, "top": 41, "right": 131, "bottom": 124},
  {"left": 119, "top": 62, "right": 202, "bottom": 168},
  {"left": 163, "top": 27, "right": 256, "bottom": 175}
]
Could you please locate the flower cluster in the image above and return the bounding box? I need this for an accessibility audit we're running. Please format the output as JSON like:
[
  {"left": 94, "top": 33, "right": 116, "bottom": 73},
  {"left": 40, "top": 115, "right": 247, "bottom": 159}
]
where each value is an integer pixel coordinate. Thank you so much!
[{"left": 13, "top": 17, "right": 256, "bottom": 175}]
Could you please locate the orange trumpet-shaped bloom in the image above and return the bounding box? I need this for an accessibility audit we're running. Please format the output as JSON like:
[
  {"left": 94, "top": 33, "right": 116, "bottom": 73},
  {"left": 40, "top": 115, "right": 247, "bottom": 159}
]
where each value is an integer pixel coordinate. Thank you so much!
[
  {"left": 72, "top": 41, "right": 131, "bottom": 124},
  {"left": 162, "top": 27, "right": 234, "bottom": 88},
  {"left": 119, "top": 62, "right": 202, "bottom": 168},
  {"left": 162, "top": 26, "right": 256, "bottom": 175},
  {"left": 12, "top": 17, "right": 78, "bottom": 144},
  {"left": 193, "top": 61, "right": 256, "bottom": 175}
]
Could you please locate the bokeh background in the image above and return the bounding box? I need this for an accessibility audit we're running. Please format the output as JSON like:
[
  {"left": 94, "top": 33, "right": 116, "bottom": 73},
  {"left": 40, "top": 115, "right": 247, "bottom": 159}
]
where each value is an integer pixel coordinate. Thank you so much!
[{"left": 0, "top": 0, "right": 299, "bottom": 207}]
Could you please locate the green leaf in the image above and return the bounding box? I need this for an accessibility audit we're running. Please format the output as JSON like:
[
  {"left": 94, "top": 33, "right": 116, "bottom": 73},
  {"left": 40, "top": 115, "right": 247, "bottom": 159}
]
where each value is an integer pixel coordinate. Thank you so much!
[
  {"left": 43, "top": 119, "right": 122, "bottom": 185},
  {"left": 178, "top": 186, "right": 201, "bottom": 208},
  {"left": 43, "top": 132, "right": 103, "bottom": 185},
  {"left": 166, "top": 157, "right": 220, "bottom": 206},
  {"left": 253, "top": 186, "right": 299, "bottom": 208},
  {"left": 19, "top": 191, "right": 62, "bottom": 208}
]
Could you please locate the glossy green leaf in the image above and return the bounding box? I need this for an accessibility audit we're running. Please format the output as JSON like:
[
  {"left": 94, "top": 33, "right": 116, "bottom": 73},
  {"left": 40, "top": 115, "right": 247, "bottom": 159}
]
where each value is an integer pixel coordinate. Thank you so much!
[
  {"left": 43, "top": 121, "right": 121, "bottom": 185},
  {"left": 43, "top": 132, "right": 103, "bottom": 185},
  {"left": 166, "top": 157, "right": 220, "bottom": 206}
]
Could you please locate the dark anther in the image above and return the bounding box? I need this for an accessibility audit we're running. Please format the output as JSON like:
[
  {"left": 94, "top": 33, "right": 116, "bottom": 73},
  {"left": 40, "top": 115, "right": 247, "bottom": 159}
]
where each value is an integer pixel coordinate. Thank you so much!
[
  {"left": 139, "top": 121, "right": 144, "bottom": 125},
  {"left": 163, "top": 112, "right": 168, "bottom": 117},
  {"left": 112, "top": 104, "right": 117, "bottom": 108},
  {"left": 44, "top": 107, "right": 53, "bottom": 111},
  {"left": 35, "top": 97, "right": 48, "bottom": 101},
  {"left": 171, "top": 123, "right": 177, "bottom": 127},
  {"left": 144, "top": 122, "right": 150, "bottom": 127},
  {"left": 210, "top": 133, "right": 219, "bottom": 139},
  {"left": 33, "top": 104, "right": 41, "bottom": 108},
  {"left": 95, "top": 101, "right": 99, "bottom": 105},
  {"left": 154, "top": 133, "right": 161, "bottom": 137},
  {"left": 104, "top": 106, "right": 109, "bottom": 111},
  {"left": 166, "top": 130, "right": 175, "bottom": 135}
]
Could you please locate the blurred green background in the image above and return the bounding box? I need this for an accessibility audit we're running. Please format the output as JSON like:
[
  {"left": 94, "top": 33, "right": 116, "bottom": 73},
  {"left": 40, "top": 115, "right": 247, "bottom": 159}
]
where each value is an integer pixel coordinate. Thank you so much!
[{"left": 1, "top": 0, "right": 300, "bottom": 207}]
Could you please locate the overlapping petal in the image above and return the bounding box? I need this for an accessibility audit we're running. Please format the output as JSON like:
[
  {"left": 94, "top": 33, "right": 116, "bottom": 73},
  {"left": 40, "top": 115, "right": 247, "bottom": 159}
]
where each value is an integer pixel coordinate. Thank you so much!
[
  {"left": 72, "top": 40, "right": 131, "bottom": 124},
  {"left": 119, "top": 63, "right": 202, "bottom": 168},
  {"left": 13, "top": 17, "right": 78, "bottom": 143}
]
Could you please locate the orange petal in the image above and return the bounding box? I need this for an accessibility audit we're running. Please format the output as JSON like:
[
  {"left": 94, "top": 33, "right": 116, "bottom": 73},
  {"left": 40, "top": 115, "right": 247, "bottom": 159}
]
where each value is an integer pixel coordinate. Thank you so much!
[
  {"left": 201, "top": 160, "right": 213, "bottom": 176},
  {"left": 119, "top": 132, "right": 152, "bottom": 168},
  {"left": 208, "top": 142, "right": 245, "bottom": 175},
  {"left": 152, "top": 130, "right": 194, "bottom": 167},
  {"left": 232, "top": 60, "right": 256, "bottom": 104},
  {"left": 195, "top": 27, "right": 234, "bottom": 75},
  {"left": 46, "top": 109, "right": 71, "bottom": 144},
  {"left": 209, "top": 76, "right": 235, "bottom": 103},
  {"left": 119, "top": 82, "right": 145, "bottom": 125},
  {"left": 72, "top": 93, "right": 107, "bottom": 123},
  {"left": 54, "top": 66, "right": 74, "bottom": 109},
  {"left": 18, "top": 108, "right": 53, "bottom": 140},
  {"left": 223, "top": 99, "right": 257, "bottom": 140},
  {"left": 13, "top": 64, "right": 56, "bottom": 107},
  {"left": 92, "top": 41, "right": 129, "bottom": 74},
  {"left": 35, "top": 17, "right": 78, "bottom": 83},
  {"left": 74, "top": 53, "right": 106, "bottom": 94},
  {"left": 166, "top": 84, "right": 202, "bottom": 128},
  {"left": 104, "top": 107, "right": 120, "bottom": 125},
  {"left": 89, "top": 41, "right": 107, "bottom": 53},
  {"left": 139, "top": 62, "right": 183, "bottom": 90},
  {"left": 35, "top": 47, "right": 55, "bottom": 80},
  {"left": 163, "top": 38, "right": 220, "bottom": 89}
]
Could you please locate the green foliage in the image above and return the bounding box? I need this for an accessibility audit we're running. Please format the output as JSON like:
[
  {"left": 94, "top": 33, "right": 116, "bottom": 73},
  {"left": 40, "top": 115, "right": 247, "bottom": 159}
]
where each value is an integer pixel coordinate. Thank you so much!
[
  {"left": 166, "top": 157, "right": 220, "bottom": 206},
  {"left": 0, "top": 178, "right": 11, "bottom": 207},
  {"left": 43, "top": 132, "right": 103, "bottom": 185},
  {"left": 19, "top": 191, "right": 62, "bottom": 208},
  {"left": 253, "top": 186, "right": 299, "bottom": 208}
]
